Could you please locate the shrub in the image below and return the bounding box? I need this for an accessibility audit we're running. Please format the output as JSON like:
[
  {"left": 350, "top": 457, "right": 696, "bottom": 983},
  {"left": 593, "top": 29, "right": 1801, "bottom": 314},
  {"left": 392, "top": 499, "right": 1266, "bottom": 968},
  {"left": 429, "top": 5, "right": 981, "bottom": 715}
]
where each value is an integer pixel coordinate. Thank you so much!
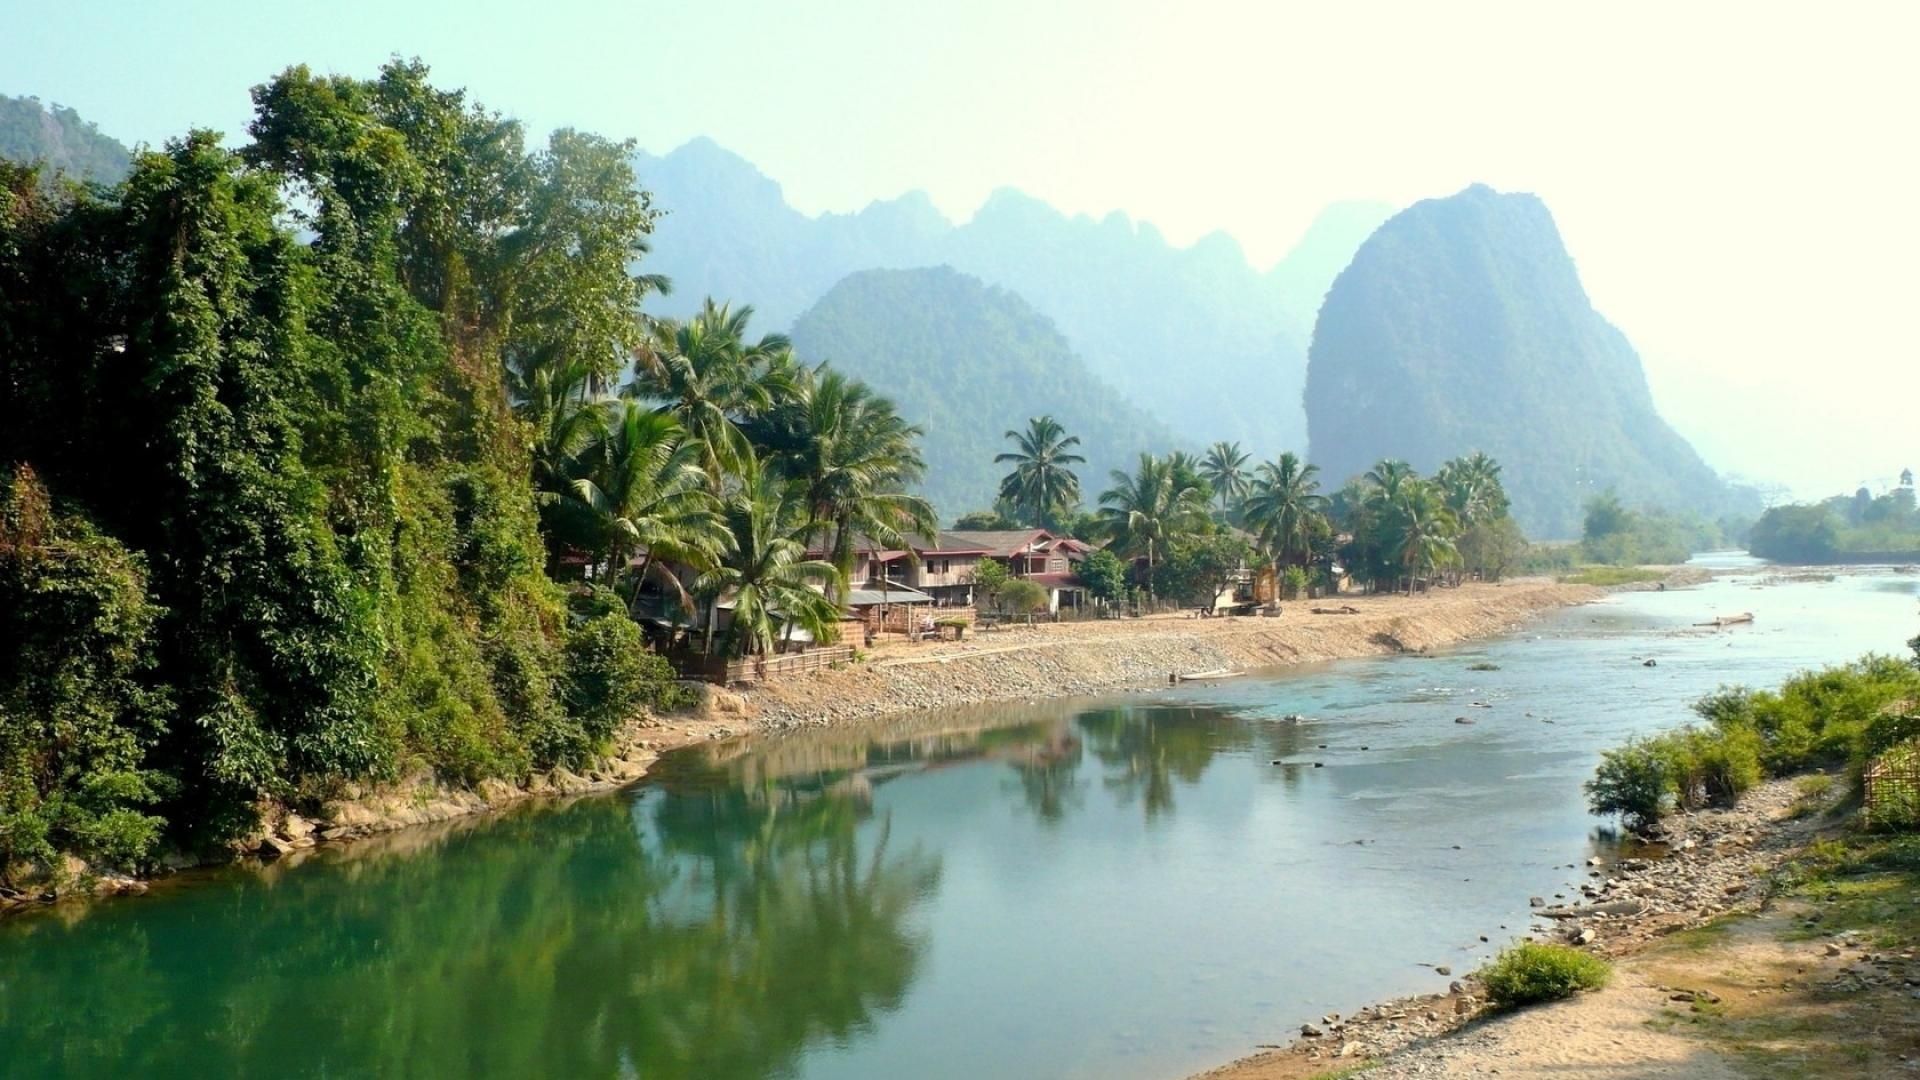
[
  {"left": 1480, "top": 943, "right": 1611, "bottom": 1008},
  {"left": 999, "top": 578, "right": 1049, "bottom": 615},
  {"left": 560, "top": 611, "right": 691, "bottom": 755},
  {"left": 1586, "top": 736, "right": 1675, "bottom": 829},
  {"left": 1675, "top": 725, "right": 1763, "bottom": 809},
  {"left": 1, "top": 470, "right": 172, "bottom": 874},
  {"left": 1282, "top": 565, "right": 1310, "bottom": 600},
  {"left": 1587, "top": 724, "right": 1760, "bottom": 828}
]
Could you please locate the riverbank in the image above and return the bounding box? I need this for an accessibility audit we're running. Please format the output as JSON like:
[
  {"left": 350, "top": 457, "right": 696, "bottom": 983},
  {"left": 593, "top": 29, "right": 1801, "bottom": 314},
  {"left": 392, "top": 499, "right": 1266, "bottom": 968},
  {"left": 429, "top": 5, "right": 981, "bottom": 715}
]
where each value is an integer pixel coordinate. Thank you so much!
[
  {"left": 1190, "top": 772, "right": 1917, "bottom": 1079},
  {"left": 328, "top": 580, "right": 1603, "bottom": 835},
  {"left": 2, "top": 577, "right": 1602, "bottom": 913},
  {"left": 748, "top": 578, "right": 1604, "bottom": 731}
]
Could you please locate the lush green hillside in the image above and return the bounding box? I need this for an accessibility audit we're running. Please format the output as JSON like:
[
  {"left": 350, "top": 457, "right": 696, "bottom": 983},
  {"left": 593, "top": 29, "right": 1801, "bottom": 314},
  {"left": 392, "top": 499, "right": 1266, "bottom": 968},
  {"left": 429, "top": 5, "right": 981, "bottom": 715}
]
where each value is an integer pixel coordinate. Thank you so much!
[
  {"left": 789, "top": 267, "right": 1178, "bottom": 518},
  {"left": 0, "top": 95, "right": 131, "bottom": 182},
  {"left": 1304, "top": 185, "right": 1747, "bottom": 539},
  {"left": 633, "top": 141, "right": 1381, "bottom": 456}
]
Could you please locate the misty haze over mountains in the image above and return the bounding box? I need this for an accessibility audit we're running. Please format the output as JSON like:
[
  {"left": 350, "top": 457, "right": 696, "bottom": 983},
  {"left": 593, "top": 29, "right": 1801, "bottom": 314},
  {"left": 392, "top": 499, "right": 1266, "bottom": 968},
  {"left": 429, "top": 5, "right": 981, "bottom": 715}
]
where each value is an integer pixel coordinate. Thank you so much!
[
  {"left": 0, "top": 94, "right": 1757, "bottom": 535},
  {"left": 634, "top": 137, "right": 1392, "bottom": 459}
]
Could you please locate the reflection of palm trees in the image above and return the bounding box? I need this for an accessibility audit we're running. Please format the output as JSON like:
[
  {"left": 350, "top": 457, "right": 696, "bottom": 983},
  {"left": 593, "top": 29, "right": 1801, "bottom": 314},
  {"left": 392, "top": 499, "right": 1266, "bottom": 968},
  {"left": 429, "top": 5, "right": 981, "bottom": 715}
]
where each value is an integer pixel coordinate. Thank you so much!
[
  {"left": 1077, "top": 705, "right": 1244, "bottom": 819},
  {"left": 0, "top": 790, "right": 940, "bottom": 1080},
  {"left": 1006, "top": 731, "right": 1085, "bottom": 823}
]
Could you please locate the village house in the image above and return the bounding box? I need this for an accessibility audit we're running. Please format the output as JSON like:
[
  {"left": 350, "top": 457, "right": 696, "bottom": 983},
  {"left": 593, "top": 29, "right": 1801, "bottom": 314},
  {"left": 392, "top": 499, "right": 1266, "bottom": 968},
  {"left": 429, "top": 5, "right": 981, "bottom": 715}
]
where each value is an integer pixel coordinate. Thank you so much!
[{"left": 942, "top": 529, "right": 1090, "bottom": 614}]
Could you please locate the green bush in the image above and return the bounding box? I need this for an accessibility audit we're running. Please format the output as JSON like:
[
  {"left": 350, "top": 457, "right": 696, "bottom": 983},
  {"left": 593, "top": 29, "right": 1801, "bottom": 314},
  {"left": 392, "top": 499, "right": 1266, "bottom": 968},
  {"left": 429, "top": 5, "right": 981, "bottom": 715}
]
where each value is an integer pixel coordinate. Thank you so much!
[
  {"left": 1713, "top": 657, "right": 1920, "bottom": 775},
  {"left": 1675, "top": 725, "right": 1763, "bottom": 809},
  {"left": 999, "top": 578, "right": 1049, "bottom": 615},
  {"left": 1479, "top": 943, "right": 1611, "bottom": 1008},
  {"left": 1, "top": 468, "right": 172, "bottom": 873},
  {"left": 560, "top": 612, "right": 690, "bottom": 754},
  {"left": 1282, "top": 565, "right": 1310, "bottom": 600},
  {"left": 1587, "top": 724, "right": 1760, "bottom": 828},
  {"left": 1586, "top": 736, "right": 1674, "bottom": 829}
]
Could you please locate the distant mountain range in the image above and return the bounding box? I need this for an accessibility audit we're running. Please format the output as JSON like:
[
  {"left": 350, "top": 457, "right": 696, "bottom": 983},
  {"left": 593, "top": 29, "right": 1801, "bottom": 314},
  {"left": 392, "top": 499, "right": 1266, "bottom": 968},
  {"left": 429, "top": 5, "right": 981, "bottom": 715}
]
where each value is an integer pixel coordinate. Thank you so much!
[
  {"left": 790, "top": 267, "right": 1179, "bottom": 515},
  {"left": 1305, "top": 184, "right": 1750, "bottom": 538},
  {"left": 634, "top": 138, "right": 1390, "bottom": 455},
  {"left": 0, "top": 94, "right": 132, "bottom": 183},
  {"left": 0, "top": 99, "right": 1751, "bottom": 537}
]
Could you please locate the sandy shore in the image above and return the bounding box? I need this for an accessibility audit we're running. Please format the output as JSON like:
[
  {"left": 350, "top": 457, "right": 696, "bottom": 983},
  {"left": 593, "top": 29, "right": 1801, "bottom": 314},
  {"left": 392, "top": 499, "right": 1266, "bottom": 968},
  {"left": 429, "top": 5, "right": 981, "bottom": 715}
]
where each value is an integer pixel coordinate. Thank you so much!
[{"left": 1188, "top": 775, "right": 1859, "bottom": 1080}]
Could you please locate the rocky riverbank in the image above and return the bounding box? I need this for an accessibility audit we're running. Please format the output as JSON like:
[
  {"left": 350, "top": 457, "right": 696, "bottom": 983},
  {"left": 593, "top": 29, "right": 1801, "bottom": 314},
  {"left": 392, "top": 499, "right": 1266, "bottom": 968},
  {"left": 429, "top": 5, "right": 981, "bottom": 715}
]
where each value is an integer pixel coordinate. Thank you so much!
[
  {"left": 1190, "top": 774, "right": 1834, "bottom": 1079},
  {"left": 4, "top": 578, "right": 1599, "bottom": 915},
  {"left": 749, "top": 579, "right": 1602, "bottom": 731}
]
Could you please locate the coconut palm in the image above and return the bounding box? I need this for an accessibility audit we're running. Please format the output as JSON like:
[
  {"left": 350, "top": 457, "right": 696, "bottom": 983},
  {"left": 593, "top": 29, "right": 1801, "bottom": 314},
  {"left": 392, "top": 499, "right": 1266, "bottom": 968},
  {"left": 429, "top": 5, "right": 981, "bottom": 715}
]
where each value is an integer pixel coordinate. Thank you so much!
[
  {"left": 1437, "top": 452, "right": 1508, "bottom": 526},
  {"left": 1385, "top": 480, "right": 1460, "bottom": 595},
  {"left": 697, "top": 457, "right": 842, "bottom": 657},
  {"left": 1199, "top": 441, "right": 1251, "bottom": 514},
  {"left": 995, "top": 415, "right": 1085, "bottom": 529},
  {"left": 1096, "top": 453, "right": 1212, "bottom": 582},
  {"left": 1243, "top": 452, "right": 1327, "bottom": 568},
  {"left": 764, "top": 365, "right": 938, "bottom": 600},
  {"left": 629, "top": 299, "right": 792, "bottom": 486},
  {"left": 570, "top": 402, "right": 727, "bottom": 603},
  {"left": 1364, "top": 459, "right": 1417, "bottom": 508}
]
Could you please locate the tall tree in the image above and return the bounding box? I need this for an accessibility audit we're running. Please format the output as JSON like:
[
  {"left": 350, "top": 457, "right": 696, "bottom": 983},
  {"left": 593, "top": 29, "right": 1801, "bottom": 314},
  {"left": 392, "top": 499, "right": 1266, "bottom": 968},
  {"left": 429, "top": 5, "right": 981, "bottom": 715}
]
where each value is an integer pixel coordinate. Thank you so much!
[
  {"left": 697, "top": 458, "right": 840, "bottom": 657},
  {"left": 994, "top": 415, "right": 1085, "bottom": 529},
  {"left": 1199, "top": 441, "right": 1251, "bottom": 514},
  {"left": 760, "top": 365, "right": 937, "bottom": 600},
  {"left": 569, "top": 402, "right": 726, "bottom": 604},
  {"left": 1386, "top": 480, "right": 1459, "bottom": 595},
  {"left": 1096, "top": 454, "right": 1211, "bottom": 585},
  {"left": 631, "top": 299, "right": 792, "bottom": 486},
  {"left": 1243, "top": 452, "right": 1327, "bottom": 569}
]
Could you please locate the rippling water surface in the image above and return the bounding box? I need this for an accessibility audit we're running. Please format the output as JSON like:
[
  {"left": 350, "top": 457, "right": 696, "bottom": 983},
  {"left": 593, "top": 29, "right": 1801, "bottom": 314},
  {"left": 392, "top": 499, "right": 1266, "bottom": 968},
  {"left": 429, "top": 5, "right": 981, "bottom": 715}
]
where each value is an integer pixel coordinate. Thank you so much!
[{"left": 4, "top": 559, "right": 1916, "bottom": 1079}]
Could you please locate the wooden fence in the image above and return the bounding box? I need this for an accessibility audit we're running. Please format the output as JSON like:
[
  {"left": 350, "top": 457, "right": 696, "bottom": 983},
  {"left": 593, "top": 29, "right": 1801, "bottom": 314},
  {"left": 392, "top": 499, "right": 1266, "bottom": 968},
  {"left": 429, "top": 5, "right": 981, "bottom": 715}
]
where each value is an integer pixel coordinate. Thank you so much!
[
  {"left": 1864, "top": 741, "right": 1920, "bottom": 829},
  {"left": 666, "top": 644, "right": 856, "bottom": 686}
]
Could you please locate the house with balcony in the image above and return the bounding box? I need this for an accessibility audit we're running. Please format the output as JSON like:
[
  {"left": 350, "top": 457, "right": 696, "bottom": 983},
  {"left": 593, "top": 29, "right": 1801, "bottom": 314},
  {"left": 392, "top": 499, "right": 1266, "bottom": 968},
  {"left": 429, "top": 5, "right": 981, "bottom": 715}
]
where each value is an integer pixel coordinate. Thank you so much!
[{"left": 942, "top": 529, "right": 1090, "bottom": 614}]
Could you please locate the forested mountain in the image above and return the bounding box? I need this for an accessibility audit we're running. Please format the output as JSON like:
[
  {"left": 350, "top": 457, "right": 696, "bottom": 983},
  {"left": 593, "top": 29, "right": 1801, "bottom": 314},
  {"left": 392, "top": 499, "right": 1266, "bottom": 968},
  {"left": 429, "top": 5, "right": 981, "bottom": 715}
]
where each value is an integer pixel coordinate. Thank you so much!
[
  {"left": 1304, "top": 184, "right": 1743, "bottom": 538},
  {"left": 0, "top": 95, "right": 131, "bottom": 182},
  {"left": 634, "top": 140, "right": 1383, "bottom": 454},
  {"left": 789, "top": 267, "right": 1178, "bottom": 517}
]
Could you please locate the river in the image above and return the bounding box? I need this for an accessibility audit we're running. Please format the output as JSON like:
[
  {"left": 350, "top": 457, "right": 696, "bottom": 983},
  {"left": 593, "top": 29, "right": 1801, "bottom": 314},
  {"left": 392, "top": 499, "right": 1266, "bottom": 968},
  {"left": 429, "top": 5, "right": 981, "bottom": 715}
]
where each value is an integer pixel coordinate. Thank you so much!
[{"left": 3, "top": 560, "right": 1916, "bottom": 1079}]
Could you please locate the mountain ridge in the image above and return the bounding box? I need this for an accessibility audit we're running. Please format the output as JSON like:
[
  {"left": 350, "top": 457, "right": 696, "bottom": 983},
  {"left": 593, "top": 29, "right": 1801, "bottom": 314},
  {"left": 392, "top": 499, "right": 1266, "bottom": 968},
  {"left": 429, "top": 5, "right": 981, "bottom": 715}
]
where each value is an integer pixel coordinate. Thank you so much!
[
  {"left": 1304, "top": 183, "right": 1744, "bottom": 538},
  {"left": 788, "top": 266, "right": 1180, "bottom": 518},
  {"left": 633, "top": 138, "right": 1390, "bottom": 456}
]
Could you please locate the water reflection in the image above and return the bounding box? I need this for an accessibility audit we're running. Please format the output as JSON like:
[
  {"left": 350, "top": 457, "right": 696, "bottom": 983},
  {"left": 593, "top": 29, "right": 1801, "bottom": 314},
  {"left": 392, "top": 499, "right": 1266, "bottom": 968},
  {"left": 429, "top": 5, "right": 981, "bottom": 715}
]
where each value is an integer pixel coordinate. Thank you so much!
[
  {"left": 0, "top": 773, "right": 939, "bottom": 1079},
  {"left": 7, "top": 568, "right": 1914, "bottom": 1080}
]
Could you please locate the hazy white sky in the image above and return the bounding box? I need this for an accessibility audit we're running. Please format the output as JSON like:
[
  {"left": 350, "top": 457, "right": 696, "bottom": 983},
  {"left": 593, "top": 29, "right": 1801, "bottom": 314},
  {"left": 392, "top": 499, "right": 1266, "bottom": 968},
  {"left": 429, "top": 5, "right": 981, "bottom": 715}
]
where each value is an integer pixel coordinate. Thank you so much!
[{"left": 8, "top": 1, "right": 1915, "bottom": 497}]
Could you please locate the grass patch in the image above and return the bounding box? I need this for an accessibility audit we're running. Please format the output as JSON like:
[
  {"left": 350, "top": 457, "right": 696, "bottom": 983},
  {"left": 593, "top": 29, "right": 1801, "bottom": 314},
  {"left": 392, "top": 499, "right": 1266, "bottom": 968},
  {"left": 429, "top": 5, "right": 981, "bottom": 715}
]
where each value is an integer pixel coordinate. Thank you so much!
[
  {"left": 1558, "top": 566, "right": 1666, "bottom": 587},
  {"left": 1773, "top": 833, "right": 1920, "bottom": 946},
  {"left": 1479, "top": 942, "right": 1612, "bottom": 1008}
]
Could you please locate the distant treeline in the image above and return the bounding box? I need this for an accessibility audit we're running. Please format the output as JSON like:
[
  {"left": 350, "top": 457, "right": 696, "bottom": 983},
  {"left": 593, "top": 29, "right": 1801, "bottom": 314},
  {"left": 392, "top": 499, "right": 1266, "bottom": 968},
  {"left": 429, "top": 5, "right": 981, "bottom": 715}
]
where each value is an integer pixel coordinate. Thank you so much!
[{"left": 1749, "top": 474, "right": 1920, "bottom": 564}]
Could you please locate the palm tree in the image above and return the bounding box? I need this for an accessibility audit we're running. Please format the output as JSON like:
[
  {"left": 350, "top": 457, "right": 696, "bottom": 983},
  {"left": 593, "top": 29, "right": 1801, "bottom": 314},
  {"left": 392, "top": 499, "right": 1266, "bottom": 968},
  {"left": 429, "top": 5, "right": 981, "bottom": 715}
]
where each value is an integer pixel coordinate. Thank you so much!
[
  {"left": 629, "top": 299, "right": 792, "bottom": 486},
  {"left": 509, "top": 353, "right": 608, "bottom": 500},
  {"left": 1386, "top": 480, "right": 1459, "bottom": 595},
  {"left": 765, "top": 365, "right": 938, "bottom": 601},
  {"left": 1364, "top": 459, "right": 1417, "bottom": 508},
  {"left": 1243, "top": 452, "right": 1327, "bottom": 568},
  {"left": 995, "top": 416, "right": 1085, "bottom": 529},
  {"left": 570, "top": 402, "right": 727, "bottom": 604},
  {"left": 1199, "top": 441, "right": 1251, "bottom": 514},
  {"left": 1437, "top": 452, "right": 1507, "bottom": 527},
  {"left": 1096, "top": 453, "right": 1211, "bottom": 584},
  {"left": 697, "top": 457, "right": 842, "bottom": 657}
]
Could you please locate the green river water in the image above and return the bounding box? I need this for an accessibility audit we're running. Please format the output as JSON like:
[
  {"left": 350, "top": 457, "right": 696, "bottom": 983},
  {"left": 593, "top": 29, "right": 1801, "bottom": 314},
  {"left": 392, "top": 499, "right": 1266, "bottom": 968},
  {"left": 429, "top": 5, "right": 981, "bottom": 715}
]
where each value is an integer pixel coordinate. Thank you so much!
[{"left": 3, "top": 558, "right": 1917, "bottom": 1079}]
